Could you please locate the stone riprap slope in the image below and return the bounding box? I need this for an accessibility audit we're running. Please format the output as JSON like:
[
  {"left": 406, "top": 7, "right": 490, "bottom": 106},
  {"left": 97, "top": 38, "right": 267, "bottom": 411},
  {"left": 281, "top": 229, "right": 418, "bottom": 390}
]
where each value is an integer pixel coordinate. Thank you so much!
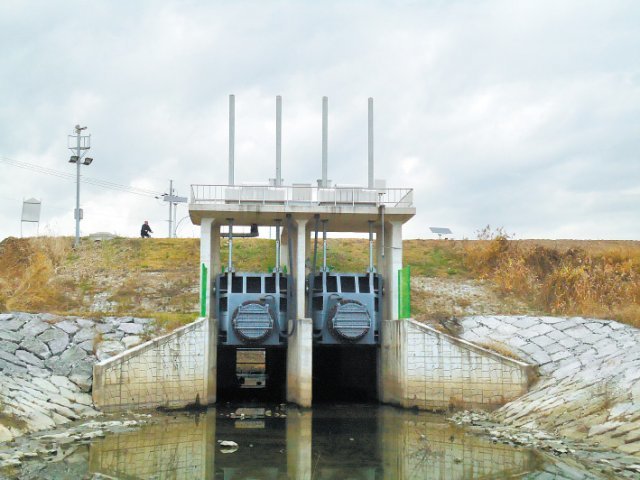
[
  {"left": 460, "top": 316, "right": 640, "bottom": 456},
  {"left": 0, "top": 312, "right": 150, "bottom": 443}
]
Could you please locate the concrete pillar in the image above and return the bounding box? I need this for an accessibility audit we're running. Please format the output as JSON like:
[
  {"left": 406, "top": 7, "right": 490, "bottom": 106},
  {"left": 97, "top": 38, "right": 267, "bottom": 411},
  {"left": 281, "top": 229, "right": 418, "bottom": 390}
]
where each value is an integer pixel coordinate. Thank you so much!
[
  {"left": 378, "top": 319, "right": 408, "bottom": 405},
  {"left": 384, "top": 221, "right": 403, "bottom": 321},
  {"left": 199, "top": 217, "right": 221, "bottom": 405},
  {"left": 287, "top": 319, "right": 313, "bottom": 406},
  {"left": 378, "top": 220, "right": 405, "bottom": 406},
  {"left": 295, "top": 218, "right": 308, "bottom": 319},
  {"left": 287, "top": 409, "right": 313, "bottom": 479},
  {"left": 287, "top": 218, "right": 312, "bottom": 407},
  {"left": 199, "top": 219, "right": 221, "bottom": 319}
]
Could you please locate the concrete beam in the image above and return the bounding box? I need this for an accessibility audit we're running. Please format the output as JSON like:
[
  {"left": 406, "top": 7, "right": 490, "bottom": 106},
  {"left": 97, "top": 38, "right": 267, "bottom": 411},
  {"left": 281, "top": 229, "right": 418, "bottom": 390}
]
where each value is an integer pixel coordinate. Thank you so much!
[{"left": 189, "top": 204, "right": 415, "bottom": 231}]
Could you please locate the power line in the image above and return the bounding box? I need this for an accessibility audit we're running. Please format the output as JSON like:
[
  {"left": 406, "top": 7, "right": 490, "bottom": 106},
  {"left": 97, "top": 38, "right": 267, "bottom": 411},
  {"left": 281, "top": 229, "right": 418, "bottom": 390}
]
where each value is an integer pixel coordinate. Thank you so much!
[{"left": 0, "top": 155, "right": 166, "bottom": 198}]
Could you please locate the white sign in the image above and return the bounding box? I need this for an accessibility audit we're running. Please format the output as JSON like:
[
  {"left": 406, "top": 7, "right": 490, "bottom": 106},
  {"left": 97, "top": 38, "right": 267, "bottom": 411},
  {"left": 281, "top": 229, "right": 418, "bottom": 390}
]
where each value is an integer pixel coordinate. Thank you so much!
[
  {"left": 163, "top": 195, "right": 188, "bottom": 203},
  {"left": 21, "top": 198, "right": 41, "bottom": 223}
]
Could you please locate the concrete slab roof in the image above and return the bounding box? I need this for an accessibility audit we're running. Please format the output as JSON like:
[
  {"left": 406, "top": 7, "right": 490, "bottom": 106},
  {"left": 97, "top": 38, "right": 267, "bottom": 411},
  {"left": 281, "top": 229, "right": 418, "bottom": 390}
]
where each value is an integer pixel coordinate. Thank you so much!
[
  {"left": 189, "top": 203, "right": 415, "bottom": 232},
  {"left": 188, "top": 184, "right": 415, "bottom": 232}
]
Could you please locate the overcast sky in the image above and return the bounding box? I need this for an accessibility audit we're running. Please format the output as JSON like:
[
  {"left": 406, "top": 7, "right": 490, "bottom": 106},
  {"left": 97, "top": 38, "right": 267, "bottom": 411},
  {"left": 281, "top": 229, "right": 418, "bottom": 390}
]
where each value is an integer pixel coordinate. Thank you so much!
[{"left": 1, "top": 0, "right": 638, "bottom": 241}]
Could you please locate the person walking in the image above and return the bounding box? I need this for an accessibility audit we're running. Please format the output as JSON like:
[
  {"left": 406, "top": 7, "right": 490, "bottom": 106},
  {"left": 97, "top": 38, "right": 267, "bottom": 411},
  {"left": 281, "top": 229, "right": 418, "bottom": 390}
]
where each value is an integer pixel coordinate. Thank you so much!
[{"left": 140, "top": 220, "right": 153, "bottom": 238}]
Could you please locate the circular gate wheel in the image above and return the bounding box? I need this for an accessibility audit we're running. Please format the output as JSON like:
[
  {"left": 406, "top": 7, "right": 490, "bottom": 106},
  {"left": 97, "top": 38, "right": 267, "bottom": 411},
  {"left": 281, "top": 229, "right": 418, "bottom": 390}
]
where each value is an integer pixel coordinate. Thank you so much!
[
  {"left": 232, "top": 300, "right": 275, "bottom": 343},
  {"left": 328, "top": 299, "right": 371, "bottom": 342}
]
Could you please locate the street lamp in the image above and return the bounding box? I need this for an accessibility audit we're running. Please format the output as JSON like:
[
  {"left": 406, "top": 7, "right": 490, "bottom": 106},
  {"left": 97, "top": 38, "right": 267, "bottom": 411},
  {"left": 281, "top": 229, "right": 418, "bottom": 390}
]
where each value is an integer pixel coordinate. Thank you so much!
[{"left": 68, "top": 125, "right": 93, "bottom": 247}]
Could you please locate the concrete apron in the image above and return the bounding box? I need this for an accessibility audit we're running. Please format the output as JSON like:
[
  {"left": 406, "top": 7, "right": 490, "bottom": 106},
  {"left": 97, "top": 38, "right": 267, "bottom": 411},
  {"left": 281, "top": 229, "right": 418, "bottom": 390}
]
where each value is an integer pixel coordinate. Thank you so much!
[{"left": 93, "top": 317, "right": 534, "bottom": 412}]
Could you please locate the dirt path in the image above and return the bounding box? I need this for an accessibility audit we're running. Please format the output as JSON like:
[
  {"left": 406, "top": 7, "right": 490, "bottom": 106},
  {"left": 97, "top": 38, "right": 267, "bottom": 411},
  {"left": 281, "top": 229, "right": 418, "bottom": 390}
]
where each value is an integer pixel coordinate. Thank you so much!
[{"left": 411, "top": 276, "right": 533, "bottom": 323}]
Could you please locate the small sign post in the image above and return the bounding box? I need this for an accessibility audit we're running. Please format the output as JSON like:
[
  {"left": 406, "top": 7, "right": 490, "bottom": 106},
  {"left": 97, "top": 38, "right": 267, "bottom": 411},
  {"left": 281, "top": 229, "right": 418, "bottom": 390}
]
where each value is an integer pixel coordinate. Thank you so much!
[{"left": 21, "top": 198, "right": 41, "bottom": 237}]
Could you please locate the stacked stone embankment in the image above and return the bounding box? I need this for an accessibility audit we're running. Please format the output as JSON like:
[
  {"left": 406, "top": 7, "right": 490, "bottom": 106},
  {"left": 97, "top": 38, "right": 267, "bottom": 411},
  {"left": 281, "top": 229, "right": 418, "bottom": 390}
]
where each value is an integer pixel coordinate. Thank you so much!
[
  {"left": 459, "top": 315, "right": 640, "bottom": 456},
  {"left": 0, "top": 312, "right": 151, "bottom": 442}
]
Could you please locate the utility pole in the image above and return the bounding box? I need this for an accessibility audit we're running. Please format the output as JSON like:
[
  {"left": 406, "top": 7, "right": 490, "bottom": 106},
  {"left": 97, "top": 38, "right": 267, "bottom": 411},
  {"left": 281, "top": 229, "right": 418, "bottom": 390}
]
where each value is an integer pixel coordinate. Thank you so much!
[
  {"left": 68, "top": 125, "right": 93, "bottom": 248},
  {"left": 168, "top": 179, "right": 173, "bottom": 237},
  {"left": 172, "top": 194, "right": 178, "bottom": 237},
  {"left": 163, "top": 181, "right": 187, "bottom": 238}
]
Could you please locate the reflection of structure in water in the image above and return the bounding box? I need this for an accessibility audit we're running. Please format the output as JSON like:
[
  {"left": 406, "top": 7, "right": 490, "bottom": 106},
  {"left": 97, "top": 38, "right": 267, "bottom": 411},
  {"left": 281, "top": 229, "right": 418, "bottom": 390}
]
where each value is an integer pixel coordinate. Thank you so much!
[{"left": 88, "top": 406, "right": 541, "bottom": 479}]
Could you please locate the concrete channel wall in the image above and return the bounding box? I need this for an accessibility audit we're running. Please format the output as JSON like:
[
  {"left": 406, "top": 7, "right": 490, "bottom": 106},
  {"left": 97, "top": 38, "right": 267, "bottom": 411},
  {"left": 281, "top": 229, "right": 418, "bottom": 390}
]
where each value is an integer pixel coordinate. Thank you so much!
[
  {"left": 93, "top": 318, "right": 215, "bottom": 411},
  {"left": 380, "top": 319, "right": 535, "bottom": 410},
  {"left": 93, "top": 316, "right": 533, "bottom": 412}
]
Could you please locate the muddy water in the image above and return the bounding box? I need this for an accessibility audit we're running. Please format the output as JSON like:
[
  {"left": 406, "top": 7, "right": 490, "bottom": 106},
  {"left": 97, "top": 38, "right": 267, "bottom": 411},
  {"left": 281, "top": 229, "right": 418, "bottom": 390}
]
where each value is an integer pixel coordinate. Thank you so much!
[{"left": 27, "top": 405, "right": 606, "bottom": 479}]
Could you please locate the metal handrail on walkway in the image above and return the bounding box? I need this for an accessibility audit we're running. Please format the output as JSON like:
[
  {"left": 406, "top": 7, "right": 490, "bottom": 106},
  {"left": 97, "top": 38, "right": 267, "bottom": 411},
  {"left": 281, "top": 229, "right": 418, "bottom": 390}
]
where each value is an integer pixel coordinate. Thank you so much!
[{"left": 190, "top": 184, "right": 414, "bottom": 208}]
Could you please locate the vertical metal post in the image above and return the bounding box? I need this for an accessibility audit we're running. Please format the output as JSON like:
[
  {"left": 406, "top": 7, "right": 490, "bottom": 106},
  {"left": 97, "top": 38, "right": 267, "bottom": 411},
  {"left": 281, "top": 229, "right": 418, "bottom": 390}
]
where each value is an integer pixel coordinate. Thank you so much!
[
  {"left": 275, "top": 219, "right": 281, "bottom": 272},
  {"left": 227, "top": 218, "right": 234, "bottom": 289},
  {"left": 307, "top": 215, "right": 320, "bottom": 318},
  {"left": 380, "top": 205, "right": 385, "bottom": 259},
  {"left": 168, "top": 179, "right": 173, "bottom": 238},
  {"left": 321, "top": 219, "right": 328, "bottom": 271},
  {"left": 368, "top": 97, "right": 374, "bottom": 189},
  {"left": 368, "top": 220, "right": 375, "bottom": 272},
  {"left": 173, "top": 199, "right": 178, "bottom": 238},
  {"left": 229, "top": 94, "right": 235, "bottom": 185},
  {"left": 74, "top": 127, "right": 81, "bottom": 247},
  {"left": 276, "top": 96, "right": 282, "bottom": 187},
  {"left": 322, "top": 96, "right": 328, "bottom": 187}
]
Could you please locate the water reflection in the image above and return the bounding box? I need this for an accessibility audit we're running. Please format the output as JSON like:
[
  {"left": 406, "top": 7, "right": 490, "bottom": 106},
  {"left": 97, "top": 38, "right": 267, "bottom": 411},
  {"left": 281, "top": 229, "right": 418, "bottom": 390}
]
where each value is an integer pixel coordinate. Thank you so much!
[{"left": 88, "top": 405, "right": 539, "bottom": 479}]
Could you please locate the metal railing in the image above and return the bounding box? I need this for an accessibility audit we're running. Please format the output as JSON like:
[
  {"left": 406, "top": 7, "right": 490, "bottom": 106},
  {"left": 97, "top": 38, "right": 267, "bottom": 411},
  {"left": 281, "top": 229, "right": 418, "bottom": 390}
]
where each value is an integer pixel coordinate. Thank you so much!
[{"left": 190, "top": 184, "right": 413, "bottom": 208}]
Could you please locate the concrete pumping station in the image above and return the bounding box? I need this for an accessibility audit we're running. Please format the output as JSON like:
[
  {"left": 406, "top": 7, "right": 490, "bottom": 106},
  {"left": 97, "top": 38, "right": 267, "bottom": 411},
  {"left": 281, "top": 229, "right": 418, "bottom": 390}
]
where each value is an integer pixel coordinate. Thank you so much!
[
  {"left": 92, "top": 96, "right": 531, "bottom": 416},
  {"left": 190, "top": 95, "right": 415, "bottom": 406}
]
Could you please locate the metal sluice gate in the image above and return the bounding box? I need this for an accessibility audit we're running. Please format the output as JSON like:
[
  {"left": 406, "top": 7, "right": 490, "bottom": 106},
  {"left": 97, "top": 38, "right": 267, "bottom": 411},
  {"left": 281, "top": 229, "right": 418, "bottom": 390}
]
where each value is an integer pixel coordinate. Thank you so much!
[
  {"left": 308, "top": 218, "right": 382, "bottom": 345},
  {"left": 216, "top": 272, "right": 289, "bottom": 346}
]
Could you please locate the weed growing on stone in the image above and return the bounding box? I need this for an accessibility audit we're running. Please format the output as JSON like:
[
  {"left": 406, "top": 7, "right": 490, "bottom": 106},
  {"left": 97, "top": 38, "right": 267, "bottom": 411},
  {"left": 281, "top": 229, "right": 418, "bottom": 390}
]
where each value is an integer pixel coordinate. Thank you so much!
[{"left": 476, "top": 340, "right": 521, "bottom": 360}]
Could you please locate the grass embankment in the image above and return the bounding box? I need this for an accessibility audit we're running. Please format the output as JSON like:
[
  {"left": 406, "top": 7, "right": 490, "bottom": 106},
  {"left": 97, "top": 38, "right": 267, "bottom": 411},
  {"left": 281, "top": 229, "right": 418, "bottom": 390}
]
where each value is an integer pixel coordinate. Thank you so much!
[
  {"left": 0, "top": 235, "right": 639, "bottom": 329},
  {"left": 463, "top": 235, "right": 640, "bottom": 328}
]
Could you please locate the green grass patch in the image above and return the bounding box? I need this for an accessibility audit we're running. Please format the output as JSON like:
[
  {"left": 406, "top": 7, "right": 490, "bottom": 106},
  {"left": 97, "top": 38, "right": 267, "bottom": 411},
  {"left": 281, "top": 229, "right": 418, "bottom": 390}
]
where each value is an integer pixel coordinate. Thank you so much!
[{"left": 152, "top": 312, "right": 198, "bottom": 333}]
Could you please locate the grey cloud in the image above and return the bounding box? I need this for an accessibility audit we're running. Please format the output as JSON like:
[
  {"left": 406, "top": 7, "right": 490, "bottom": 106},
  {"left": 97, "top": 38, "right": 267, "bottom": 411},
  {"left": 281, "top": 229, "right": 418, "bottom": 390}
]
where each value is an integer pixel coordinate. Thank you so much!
[{"left": 0, "top": 0, "right": 638, "bottom": 241}]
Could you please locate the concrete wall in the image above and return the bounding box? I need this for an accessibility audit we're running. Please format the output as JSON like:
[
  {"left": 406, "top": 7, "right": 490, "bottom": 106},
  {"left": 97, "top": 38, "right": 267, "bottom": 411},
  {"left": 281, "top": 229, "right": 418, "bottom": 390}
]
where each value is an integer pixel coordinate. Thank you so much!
[
  {"left": 380, "top": 319, "right": 534, "bottom": 410},
  {"left": 93, "top": 318, "right": 214, "bottom": 411}
]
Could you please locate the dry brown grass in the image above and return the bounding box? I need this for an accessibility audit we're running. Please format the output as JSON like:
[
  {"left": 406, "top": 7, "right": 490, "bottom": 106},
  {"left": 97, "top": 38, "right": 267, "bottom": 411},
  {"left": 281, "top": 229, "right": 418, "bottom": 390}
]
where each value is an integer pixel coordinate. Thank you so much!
[
  {"left": 148, "top": 312, "right": 196, "bottom": 335},
  {"left": 462, "top": 227, "right": 640, "bottom": 326},
  {"left": 92, "top": 332, "right": 104, "bottom": 354},
  {"left": 0, "top": 402, "right": 27, "bottom": 430},
  {"left": 476, "top": 340, "right": 521, "bottom": 360},
  {"left": 3, "top": 237, "right": 79, "bottom": 313},
  {"left": 2, "top": 234, "right": 640, "bottom": 330}
]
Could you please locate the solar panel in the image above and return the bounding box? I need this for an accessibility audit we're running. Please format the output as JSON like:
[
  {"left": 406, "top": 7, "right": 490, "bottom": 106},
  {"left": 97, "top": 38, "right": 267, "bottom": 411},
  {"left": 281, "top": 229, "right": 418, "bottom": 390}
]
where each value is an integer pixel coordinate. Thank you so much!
[{"left": 429, "top": 227, "right": 452, "bottom": 235}]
